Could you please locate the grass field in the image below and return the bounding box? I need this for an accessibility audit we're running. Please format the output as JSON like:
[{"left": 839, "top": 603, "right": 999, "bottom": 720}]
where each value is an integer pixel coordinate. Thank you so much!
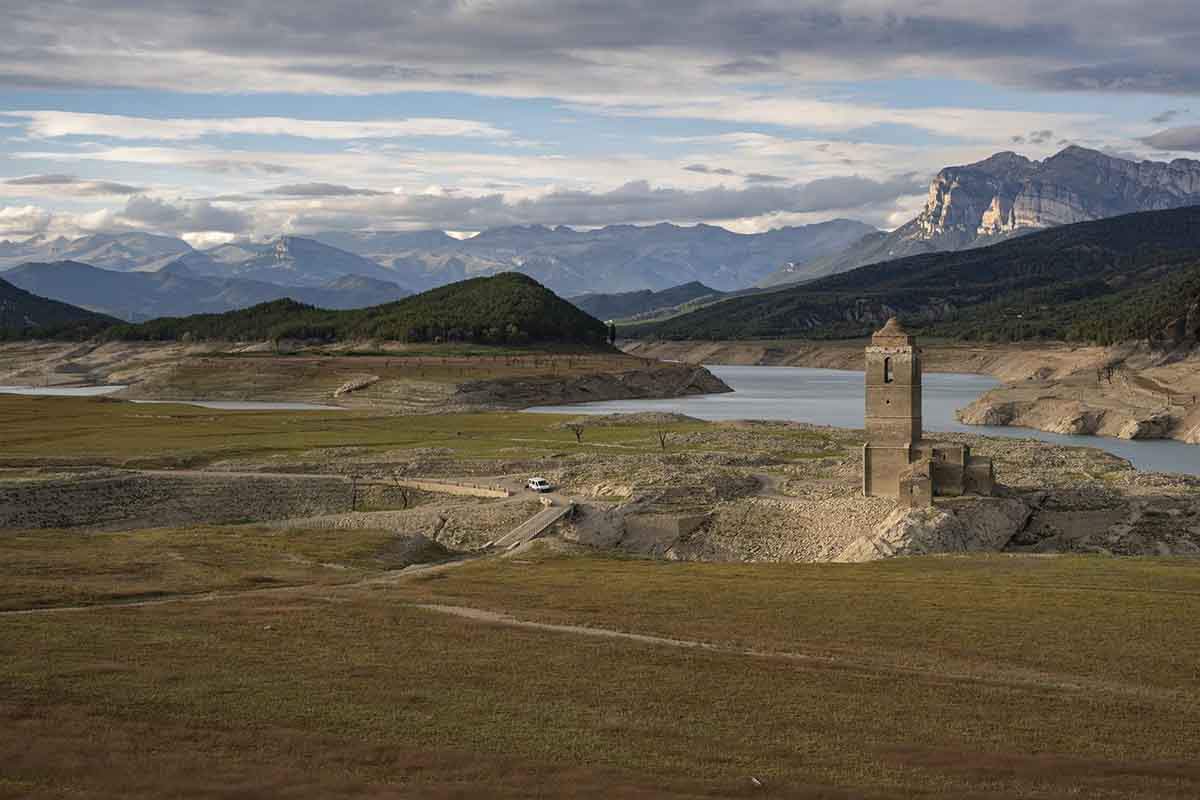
[
  {"left": 3, "top": 390, "right": 1197, "bottom": 797},
  {"left": 2, "top": 544, "right": 1199, "bottom": 798},
  {"left": 0, "top": 395, "right": 762, "bottom": 467},
  {"left": 0, "top": 525, "right": 414, "bottom": 611}
]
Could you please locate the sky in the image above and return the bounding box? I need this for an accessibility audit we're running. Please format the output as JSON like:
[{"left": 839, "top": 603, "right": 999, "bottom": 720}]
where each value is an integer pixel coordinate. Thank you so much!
[{"left": 1, "top": 1, "right": 1199, "bottom": 246}]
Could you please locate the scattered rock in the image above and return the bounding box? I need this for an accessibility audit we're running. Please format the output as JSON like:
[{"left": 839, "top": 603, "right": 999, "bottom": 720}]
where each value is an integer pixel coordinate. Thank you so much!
[{"left": 834, "top": 498, "right": 1033, "bottom": 562}]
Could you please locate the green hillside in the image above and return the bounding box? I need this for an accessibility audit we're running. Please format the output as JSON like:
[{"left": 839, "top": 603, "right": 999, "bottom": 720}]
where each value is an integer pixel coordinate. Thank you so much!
[
  {"left": 570, "top": 281, "right": 725, "bottom": 321},
  {"left": 100, "top": 272, "right": 609, "bottom": 346},
  {"left": 0, "top": 277, "right": 119, "bottom": 340},
  {"left": 629, "top": 206, "right": 1200, "bottom": 345}
]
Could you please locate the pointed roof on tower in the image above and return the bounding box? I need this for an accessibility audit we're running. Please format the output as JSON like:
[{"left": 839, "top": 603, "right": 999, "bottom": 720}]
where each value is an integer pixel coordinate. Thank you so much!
[{"left": 871, "top": 316, "right": 914, "bottom": 346}]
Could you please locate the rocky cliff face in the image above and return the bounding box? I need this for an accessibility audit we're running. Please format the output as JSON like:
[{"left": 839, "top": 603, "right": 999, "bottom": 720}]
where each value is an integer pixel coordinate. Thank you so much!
[
  {"left": 768, "top": 146, "right": 1200, "bottom": 284},
  {"left": 911, "top": 146, "right": 1200, "bottom": 247}
]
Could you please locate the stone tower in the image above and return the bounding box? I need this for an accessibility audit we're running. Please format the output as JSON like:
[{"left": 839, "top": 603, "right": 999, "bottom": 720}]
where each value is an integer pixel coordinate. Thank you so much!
[
  {"left": 864, "top": 317, "right": 921, "bottom": 446},
  {"left": 862, "top": 317, "right": 995, "bottom": 504},
  {"left": 862, "top": 318, "right": 920, "bottom": 498}
]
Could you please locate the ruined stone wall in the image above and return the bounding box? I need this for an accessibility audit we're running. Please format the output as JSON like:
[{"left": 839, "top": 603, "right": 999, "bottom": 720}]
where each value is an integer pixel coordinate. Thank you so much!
[
  {"left": 863, "top": 444, "right": 910, "bottom": 498},
  {"left": 0, "top": 472, "right": 413, "bottom": 531}
]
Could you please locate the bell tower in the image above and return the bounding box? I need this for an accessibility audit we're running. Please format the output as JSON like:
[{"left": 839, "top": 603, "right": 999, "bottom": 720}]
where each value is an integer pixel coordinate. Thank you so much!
[
  {"left": 862, "top": 317, "right": 922, "bottom": 497},
  {"left": 865, "top": 317, "right": 921, "bottom": 446}
]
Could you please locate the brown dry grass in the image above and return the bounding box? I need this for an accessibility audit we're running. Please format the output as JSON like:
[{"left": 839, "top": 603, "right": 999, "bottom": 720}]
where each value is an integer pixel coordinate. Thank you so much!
[
  {"left": 2, "top": 549, "right": 1200, "bottom": 798},
  {"left": 0, "top": 525, "right": 414, "bottom": 611}
]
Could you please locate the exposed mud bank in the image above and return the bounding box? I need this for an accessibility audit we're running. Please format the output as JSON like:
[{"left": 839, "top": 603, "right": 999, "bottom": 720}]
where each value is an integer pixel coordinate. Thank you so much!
[
  {"left": 621, "top": 338, "right": 1109, "bottom": 382},
  {"left": 0, "top": 341, "right": 730, "bottom": 413},
  {"left": 452, "top": 364, "right": 730, "bottom": 409}
]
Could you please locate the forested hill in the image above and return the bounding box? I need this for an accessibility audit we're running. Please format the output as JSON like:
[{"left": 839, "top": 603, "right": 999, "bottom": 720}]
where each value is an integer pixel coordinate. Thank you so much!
[
  {"left": 629, "top": 205, "right": 1200, "bottom": 346},
  {"left": 0, "top": 277, "right": 119, "bottom": 340},
  {"left": 99, "top": 272, "right": 610, "bottom": 346},
  {"left": 570, "top": 281, "right": 725, "bottom": 321}
]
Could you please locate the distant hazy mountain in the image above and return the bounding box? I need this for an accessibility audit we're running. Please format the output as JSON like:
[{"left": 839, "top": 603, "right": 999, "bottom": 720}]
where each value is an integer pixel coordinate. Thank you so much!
[
  {"left": 570, "top": 281, "right": 726, "bottom": 321},
  {"left": 0, "top": 231, "right": 194, "bottom": 272},
  {"left": 313, "top": 219, "right": 876, "bottom": 294},
  {"left": 3, "top": 261, "right": 409, "bottom": 322},
  {"left": 761, "top": 146, "right": 1200, "bottom": 286},
  {"left": 178, "top": 235, "right": 405, "bottom": 288},
  {"left": 0, "top": 275, "right": 118, "bottom": 337},
  {"left": 1, "top": 221, "right": 876, "bottom": 299}
]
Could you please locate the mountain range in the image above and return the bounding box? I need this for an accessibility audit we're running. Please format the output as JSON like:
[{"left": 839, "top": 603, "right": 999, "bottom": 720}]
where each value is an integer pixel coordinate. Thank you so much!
[
  {"left": 760, "top": 146, "right": 1200, "bottom": 286},
  {"left": 309, "top": 219, "right": 876, "bottom": 294},
  {"left": 0, "top": 232, "right": 194, "bottom": 273},
  {"left": 0, "top": 221, "right": 876, "bottom": 299},
  {"left": 4, "top": 145, "right": 1200, "bottom": 316},
  {"left": 2, "top": 261, "right": 409, "bottom": 322},
  {"left": 633, "top": 205, "right": 1200, "bottom": 346},
  {"left": 0, "top": 276, "right": 118, "bottom": 339}
]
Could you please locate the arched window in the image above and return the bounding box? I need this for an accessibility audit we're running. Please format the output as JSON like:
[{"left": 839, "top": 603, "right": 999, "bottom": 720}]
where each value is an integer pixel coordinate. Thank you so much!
[{"left": 884, "top": 356, "right": 894, "bottom": 383}]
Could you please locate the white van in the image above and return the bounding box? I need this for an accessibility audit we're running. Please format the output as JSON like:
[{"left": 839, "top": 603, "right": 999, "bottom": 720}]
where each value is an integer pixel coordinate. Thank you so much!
[{"left": 526, "top": 477, "right": 552, "bottom": 493}]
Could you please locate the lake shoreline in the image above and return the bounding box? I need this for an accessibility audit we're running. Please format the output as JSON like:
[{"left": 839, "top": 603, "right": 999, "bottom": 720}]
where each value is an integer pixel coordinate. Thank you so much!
[
  {"left": 622, "top": 338, "right": 1200, "bottom": 449},
  {"left": 528, "top": 364, "right": 1200, "bottom": 476}
]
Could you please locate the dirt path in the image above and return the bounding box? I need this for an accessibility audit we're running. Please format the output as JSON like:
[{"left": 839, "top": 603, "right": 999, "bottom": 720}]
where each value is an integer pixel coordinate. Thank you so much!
[
  {"left": 411, "top": 602, "right": 1194, "bottom": 702},
  {"left": 4, "top": 561, "right": 1192, "bottom": 704}
]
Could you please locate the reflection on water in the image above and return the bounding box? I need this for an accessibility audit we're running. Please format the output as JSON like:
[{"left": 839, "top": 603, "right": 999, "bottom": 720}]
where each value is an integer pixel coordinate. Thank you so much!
[{"left": 525, "top": 364, "right": 1200, "bottom": 476}]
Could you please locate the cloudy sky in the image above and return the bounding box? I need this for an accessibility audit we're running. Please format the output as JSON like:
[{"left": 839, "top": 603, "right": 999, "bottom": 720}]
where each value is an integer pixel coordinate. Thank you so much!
[{"left": 2, "top": 0, "right": 1198, "bottom": 245}]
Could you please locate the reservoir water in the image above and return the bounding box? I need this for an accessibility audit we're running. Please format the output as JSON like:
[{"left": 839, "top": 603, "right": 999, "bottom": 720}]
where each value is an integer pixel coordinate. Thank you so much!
[{"left": 526, "top": 365, "right": 1200, "bottom": 476}]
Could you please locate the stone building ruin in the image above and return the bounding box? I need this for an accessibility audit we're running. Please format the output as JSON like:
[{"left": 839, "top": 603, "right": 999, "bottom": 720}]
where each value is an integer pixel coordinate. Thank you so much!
[{"left": 862, "top": 318, "right": 994, "bottom": 508}]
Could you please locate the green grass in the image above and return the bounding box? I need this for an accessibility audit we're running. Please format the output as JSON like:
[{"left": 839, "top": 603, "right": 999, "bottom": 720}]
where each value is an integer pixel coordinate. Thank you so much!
[
  {"left": 389, "top": 548, "right": 1200, "bottom": 693},
  {"left": 0, "top": 525, "right": 412, "bottom": 611},
  {"left": 2, "top": 551, "right": 1199, "bottom": 797},
  {"left": 0, "top": 396, "right": 714, "bottom": 467}
]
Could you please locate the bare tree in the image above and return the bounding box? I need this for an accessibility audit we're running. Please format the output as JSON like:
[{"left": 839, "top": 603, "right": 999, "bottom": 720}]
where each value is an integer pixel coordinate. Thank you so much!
[
  {"left": 566, "top": 423, "right": 585, "bottom": 443},
  {"left": 655, "top": 426, "right": 668, "bottom": 451}
]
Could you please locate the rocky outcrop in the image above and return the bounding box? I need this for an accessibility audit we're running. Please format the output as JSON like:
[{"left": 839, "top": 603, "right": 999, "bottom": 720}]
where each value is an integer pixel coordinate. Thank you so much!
[
  {"left": 782, "top": 146, "right": 1200, "bottom": 281},
  {"left": 1116, "top": 413, "right": 1174, "bottom": 440},
  {"left": 834, "top": 498, "right": 1033, "bottom": 562},
  {"left": 958, "top": 394, "right": 1189, "bottom": 443},
  {"left": 912, "top": 146, "right": 1200, "bottom": 248}
]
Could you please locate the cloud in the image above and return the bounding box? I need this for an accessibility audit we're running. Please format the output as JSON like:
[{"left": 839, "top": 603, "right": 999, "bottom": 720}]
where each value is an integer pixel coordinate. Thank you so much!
[
  {"left": 1139, "top": 126, "right": 1200, "bottom": 152},
  {"left": 744, "top": 173, "right": 788, "bottom": 184},
  {"left": 3, "top": 173, "right": 143, "bottom": 195},
  {"left": 706, "top": 58, "right": 779, "bottom": 76},
  {"left": 7, "top": 111, "right": 512, "bottom": 142},
  {"left": 121, "top": 195, "right": 250, "bottom": 234},
  {"left": 1033, "top": 63, "right": 1200, "bottom": 95},
  {"left": 3, "top": 1, "right": 1198, "bottom": 103},
  {"left": 0, "top": 205, "right": 53, "bottom": 237},
  {"left": 683, "top": 164, "right": 736, "bottom": 176},
  {"left": 189, "top": 159, "right": 292, "bottom": 176},
  {"left": 1151, "top": 109, "right": 1188, "bottom": 125},
  {"left": 262, "top": 173, "right": 926, "bottom": 232},
  {"left": 1011, "top": 129, "right": 1054, "bottom": 146},
  {"left": 264, "top": 183, "right": 387, "bottom": 197}
]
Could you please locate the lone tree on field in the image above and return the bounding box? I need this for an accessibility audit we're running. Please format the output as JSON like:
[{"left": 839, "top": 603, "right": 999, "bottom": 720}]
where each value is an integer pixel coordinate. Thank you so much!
[
  {"left": 566, "top": 422, "right": 585, "bottom": 443},
  {"left": 391, "top": 472, "right": 411, "bottom": 509},
  {"left": 655, "top": 426, "right": 669, "bottom": 451}
]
